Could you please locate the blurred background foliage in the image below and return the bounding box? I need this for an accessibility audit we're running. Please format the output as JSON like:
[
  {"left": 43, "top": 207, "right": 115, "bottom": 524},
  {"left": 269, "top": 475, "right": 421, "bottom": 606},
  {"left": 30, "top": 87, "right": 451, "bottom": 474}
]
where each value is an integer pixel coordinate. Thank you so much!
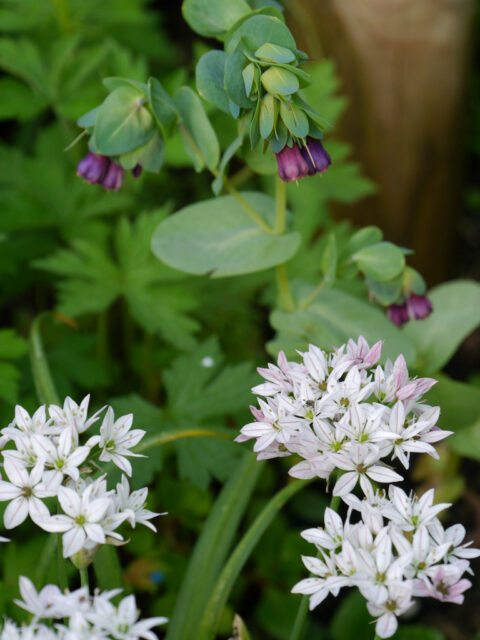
[{"left": 0, "top": 1, "right": 479, "bottom": 638}]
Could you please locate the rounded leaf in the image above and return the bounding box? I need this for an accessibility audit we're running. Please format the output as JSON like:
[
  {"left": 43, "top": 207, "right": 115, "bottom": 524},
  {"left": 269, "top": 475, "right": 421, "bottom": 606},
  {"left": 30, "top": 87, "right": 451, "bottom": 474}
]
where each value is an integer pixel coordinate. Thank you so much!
[
  {"left": 226, "top": 15, "right": 296, "bottom": 54},
  {"left": 255, "top": 43, "right": 296, "bottom": 64},
  {"left": 261, "top": 67, "right": 299, "bottom": 96},
  {"left": 353, "top": 241, "right": 405, "bottom": 282},
  {"left": 196, "top": 50, "right": 231, "bottom": 114},
  {"left": 152, "top": 192, "right": 301, "bottom": 278},
  {"left": 182, "top": 0, "right": 252, "bottom": 38},
  {"left": 94, "top": 86, "right": 155, "bottom": 156}
]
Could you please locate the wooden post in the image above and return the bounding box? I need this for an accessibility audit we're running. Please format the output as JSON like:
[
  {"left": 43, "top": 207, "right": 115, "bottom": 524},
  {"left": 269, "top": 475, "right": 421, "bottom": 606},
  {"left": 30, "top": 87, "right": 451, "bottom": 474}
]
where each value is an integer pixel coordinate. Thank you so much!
[{"left": 288, "top": 0, "right": 475, "bottom": 284}]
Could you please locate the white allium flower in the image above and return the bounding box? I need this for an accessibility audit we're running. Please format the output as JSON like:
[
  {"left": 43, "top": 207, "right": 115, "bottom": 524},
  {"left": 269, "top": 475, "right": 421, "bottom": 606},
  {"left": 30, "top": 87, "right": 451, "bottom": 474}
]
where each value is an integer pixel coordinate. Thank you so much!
[
  {"left": 0, "top": 459, "right": 60, "bottom": 529},
  {"left": 49, "top": 395, "right": 103, "bottom": 436},
  {"left": 115, "top": 475, "right": 164, "bottom": 532},
  {"left": 40, "top": 485, "right": 112, "bottom": 557},
  {"left": 88, "top": 593, "right": 168, "bottom": 640},
  {"left": 428, "top": 521, "right": 480, "bottom": 564},
  {"left": 383, "top": 486, "right": 450, "bottom": 532},
  {"left": 98, "top": 408, "right": 146, "bottom": 476},
  {"left": 31, "top": 430, "right": 90, "bottom": 484},
  {"left": 1, "top": 405, "right": 50, "bottom": 442},
  {"left": 366, "top": 583, "right": 414, "bottom": 638},
  {"left": 14, "top": 576, "right": 62, "bottom": 618}
]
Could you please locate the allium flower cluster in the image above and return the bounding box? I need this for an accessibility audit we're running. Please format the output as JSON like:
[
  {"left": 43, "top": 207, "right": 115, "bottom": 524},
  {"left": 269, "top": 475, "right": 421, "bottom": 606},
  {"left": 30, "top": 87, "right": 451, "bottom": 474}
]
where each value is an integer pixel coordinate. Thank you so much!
[
  {"left": 292, "top": 486, "right": 479, "bottom": 638},
  {"left": 236, "top": 337, "right": 479, "bottom": 637},
  {"left": 236, "top": 337, "right": 448, "bottom": 490},
  {"left": 0, "top": 396, "right": 162, "bottom": 560},
  {"left": 0, "top": 576, "right": 167, "bottom": 639}
]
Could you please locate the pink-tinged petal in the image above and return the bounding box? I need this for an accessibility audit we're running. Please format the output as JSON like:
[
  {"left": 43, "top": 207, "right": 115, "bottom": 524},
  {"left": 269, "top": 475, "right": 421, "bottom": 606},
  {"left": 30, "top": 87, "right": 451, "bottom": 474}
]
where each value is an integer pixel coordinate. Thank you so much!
[
  {"left": 364, "top": 341, "right": 383, "bottom": 367},
  {"left": 4, "top": 497, "right": 29, "bottom": 528},
  {"left": 31, "top": 434, "right": 56, "bottom": 459},
  {"left": 62, "top": 527, "right": 86, "bottom": 557},
  {"left": 389, "top": 486, "right": 409, "bottom": 517},
  {"left": 0, "top": 481, "right": 22, "bottom": 500},
  {"left": 39, "top": 514, "right": 73, "bottom": 533},
  {"left": 3, "top": 457, "right": 28, "bottom": 487},
  {"left": 392, "top": 355, "right": 408, "bottom": 389},
  {"left": 367, "top": 465, "right": 403, "bottom": 484},
  {"left": 421, "top": 429, "right": 452, "bottom": 443},
  {"left": 58, "top": 487, "right": 81, "bottom": 517},
  {"left": 84, "top": 523, "right": 106, "bottom": 544},
  {"left": 375, "top": 612, "right": 398, "bottom": 639},
  {"left": 333, "top": 472, "right": 358, "bottom": 497},
  {"left": 28, "top": 497, "right": 50, "bottom": 525}
]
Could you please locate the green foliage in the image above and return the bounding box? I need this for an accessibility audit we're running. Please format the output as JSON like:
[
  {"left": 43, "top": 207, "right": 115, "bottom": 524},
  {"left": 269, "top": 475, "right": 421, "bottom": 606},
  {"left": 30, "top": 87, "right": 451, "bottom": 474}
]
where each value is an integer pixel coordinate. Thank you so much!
[
  {"left": 0, "top": 330, "right": 28, "bottom": 403},
  {"left": 152, "top": 193, "right": 301, "bottom": 277},
  {"left": 182, "top": 0, "right": 252, "bottom": 39},
  {"left": 35, "top": 208, "right": 200, "bottom": 350},
  {"left": 353, "top": 241, "right": 405, "bottom": 282},
  {"left": 404, "top": 280, "right": 480, "bottom": 373}
]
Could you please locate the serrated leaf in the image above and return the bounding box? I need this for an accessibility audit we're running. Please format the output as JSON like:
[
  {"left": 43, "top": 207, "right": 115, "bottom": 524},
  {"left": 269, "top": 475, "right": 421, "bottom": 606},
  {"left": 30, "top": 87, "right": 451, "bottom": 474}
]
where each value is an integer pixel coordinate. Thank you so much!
[{"left": 152, "top": 192, "right": 301, "bottom": 277}]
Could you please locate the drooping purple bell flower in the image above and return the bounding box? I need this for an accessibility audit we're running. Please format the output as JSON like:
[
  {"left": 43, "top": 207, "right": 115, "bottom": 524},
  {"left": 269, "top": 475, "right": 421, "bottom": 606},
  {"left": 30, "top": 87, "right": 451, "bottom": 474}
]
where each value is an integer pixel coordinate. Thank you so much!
[
  {"left": 301, "top": 137, "right": 331, "bottom": 176},
  {"left": 101, "top": 161, "right": 124, "bottom": 192},
  {"left": 76, "top": 152, "right": 109, "bottom": 185},
  {"left": 275, "top": 143, "right": 310, "bottom": 182},
  {"left": 406, "top": 293, "right": 433, "bottom": 320},
  {"left": 387, "top": 302, "right": 409, "bottom": 327},
  {"left": 131, "top": 164, "right": 142, "bottom": 179}
]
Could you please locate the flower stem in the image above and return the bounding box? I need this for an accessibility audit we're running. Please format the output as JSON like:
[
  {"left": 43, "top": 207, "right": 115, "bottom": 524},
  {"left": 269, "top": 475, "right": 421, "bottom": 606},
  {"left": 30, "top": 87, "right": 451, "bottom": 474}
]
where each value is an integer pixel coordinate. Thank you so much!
[
  {"left": 29, "top": 313, "right": 60, "bottom": 406},
  {"left": 299, "top": 278, "right": 329, "bottom": 310},
  {"left": 274, "top": 176, "right": 296, "bottom": 312},
  {"left": 289, "top": 492, "right": 341, "bottom": 640},
  {"left": 57, "top": 534, "right": 68, "bottom": 591},
  {"left": 177, "top": 123, "right": 273, "bottom": 234},
  {"left": 80, "top": 567, "right": 89, "bottom": 590}
]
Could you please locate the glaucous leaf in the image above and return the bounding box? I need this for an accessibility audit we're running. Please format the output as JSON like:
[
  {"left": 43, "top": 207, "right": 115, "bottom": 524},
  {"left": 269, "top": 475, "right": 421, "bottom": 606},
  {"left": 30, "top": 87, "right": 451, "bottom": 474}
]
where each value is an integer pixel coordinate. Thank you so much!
[
  {"left": 353, "top": 241, "right": 405, "bottom": 282},
  {"left": 182, "top": 0, "right": 252, "bottom": 38},
  {"left": 261, "top": 67, "right": 299, "bottom": 96},
  {"left": 94, "top": 85, "right": 155, "bottom": 156},
  {"left": 196, "top": 50, "right": 231, "bottom": 114},
  {"left": 147, "top": 77, "right": 178, "bottom": 137},
  {"left": 225, "top": 15, "right": 296, "bottom": 54},
  {"left": 152, "top": 192, "right": 301, "bottom": 277},
  {"left": 174, "top": 86, "right": 220, "bottom": 171},
  {"left": 404, "top": 280, "right": 480, "bottom": 373}
]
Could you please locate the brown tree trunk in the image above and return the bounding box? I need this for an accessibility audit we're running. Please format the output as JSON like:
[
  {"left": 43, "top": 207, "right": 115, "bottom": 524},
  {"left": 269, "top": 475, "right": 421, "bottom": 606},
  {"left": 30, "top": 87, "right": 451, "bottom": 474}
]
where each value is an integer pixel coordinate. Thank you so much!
[{"left": 288, "top": 0, "right": 475, "bottom": 284}]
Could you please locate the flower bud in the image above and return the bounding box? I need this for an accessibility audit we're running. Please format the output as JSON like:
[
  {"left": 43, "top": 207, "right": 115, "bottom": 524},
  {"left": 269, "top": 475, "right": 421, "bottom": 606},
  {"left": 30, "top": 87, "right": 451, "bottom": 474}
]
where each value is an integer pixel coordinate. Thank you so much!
[
  {"left": 76, "top": 152, "right": 109, "bottom": 185},
  {"left": 275, "top": 143, "right": 310, "bottom": 182},
  {"left": 387, "top": 302, "right": 409, "bottom": 327},
  {"left": 301, "top": 138, "right": 331, "bottom": 175},
  {"left": 406, "top": 293, "right": 433, "bottom": 321}
]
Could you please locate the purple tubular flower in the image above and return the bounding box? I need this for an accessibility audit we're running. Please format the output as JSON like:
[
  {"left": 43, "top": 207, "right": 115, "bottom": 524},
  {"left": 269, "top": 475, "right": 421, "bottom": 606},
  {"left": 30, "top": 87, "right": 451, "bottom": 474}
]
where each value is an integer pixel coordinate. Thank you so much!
[
  {"left": 76, "top": 153, "right": 110, "bottom": 185},
  {"left": 301, "top": 137, "right": 331, "bottom": 176},
  {"left": 406, "top": 293, "right": 433, "bottom": 320},
  {"left": 101, "top": 161, "right": 124, "bottom": 192},
  {"left": 275, "top": 143, "right": 310, "bottom": 182},
  {"left": 387, "top": 302, "right": 409, "bottom": 327}
]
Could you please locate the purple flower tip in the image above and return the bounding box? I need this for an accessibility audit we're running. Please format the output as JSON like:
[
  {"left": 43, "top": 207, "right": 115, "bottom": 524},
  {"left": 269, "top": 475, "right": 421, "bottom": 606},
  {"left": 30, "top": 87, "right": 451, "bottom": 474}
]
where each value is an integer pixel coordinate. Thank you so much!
[
  {"left": 101, "top": 161, "right": 124, "bottom": 192},
  {"left": 275, "top": 143, "right": 310, "bottom": 183},
  {"left": 275, "top": 138, "right": 331, "bottom": 183},
  {"left": 387, "top": 302, "right": 409, "bottom": 327},
  {"left": 406, "top": 293, "right": 433, "bottom": 321},
  {"left": 131, "top": 164, "right": 142, "bottom": 179},
  {"left": 76, "top": 152, "right": 109, "bottom": 185},
  {"left": 301, "top": 137, "right": 331, "bottom": 176},
  {"left": 77, "top": 152, "right": 125, "bottom": 191}
]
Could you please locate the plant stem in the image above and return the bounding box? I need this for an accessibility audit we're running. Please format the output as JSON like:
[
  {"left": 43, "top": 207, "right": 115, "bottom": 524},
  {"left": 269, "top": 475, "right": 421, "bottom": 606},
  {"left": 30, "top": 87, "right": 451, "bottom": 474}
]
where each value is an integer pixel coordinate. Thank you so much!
[
  {"left": 137, "top": 428, "right": 232, "bottom": 453},
  {"left": 36, "top": 533, "right": 57, "bottom": 588},
  {"left": 80, "top": 567, "right": 89, "bottom": 590},
  {"left": 289, "top": 492, "right": 341, "bottom": 640},
  {"left": 57, "top": 534, "right": 68, "bottom": 591},
  {"left": 299, "top": 278, "right": 329, "bottom": 310},
  {"left": 274, "top": 176, "right": 296, "bottom": 312},
  {"left": 178, "top": 123, "right": 273, "bottom": 233}
]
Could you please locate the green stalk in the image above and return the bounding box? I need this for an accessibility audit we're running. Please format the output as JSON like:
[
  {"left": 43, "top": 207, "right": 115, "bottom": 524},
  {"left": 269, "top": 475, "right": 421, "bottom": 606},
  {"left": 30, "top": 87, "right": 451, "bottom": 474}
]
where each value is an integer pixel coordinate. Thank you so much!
[
  {"left": 137, "top": 428, "right": 231, "bottom": 453},
  {"left": 289, "top": 492, "right": 340, "bottom": 640},
  {"left": 299, "top": 278, "right": 329, "bottom": 310},
  {"left": 35, "top": 533, "right": 57, "bottom": 588},
  {"left": 165, "top": 453, "right": 263, "bottom": 640},
  {"left": 79, "top": 567, "right": 89, "bottom": 589},
  {"left": 29, "top": 314, "right": 60, "bottom": 405},
  {"left": 199, "top": 479, "right": 311, "bottom": 640},
  {"left": 274, "top": 176, "right": 295, "bottom": 311},
  {"left": 178, "top": 123, "right": 273, "bottom": 234}
]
